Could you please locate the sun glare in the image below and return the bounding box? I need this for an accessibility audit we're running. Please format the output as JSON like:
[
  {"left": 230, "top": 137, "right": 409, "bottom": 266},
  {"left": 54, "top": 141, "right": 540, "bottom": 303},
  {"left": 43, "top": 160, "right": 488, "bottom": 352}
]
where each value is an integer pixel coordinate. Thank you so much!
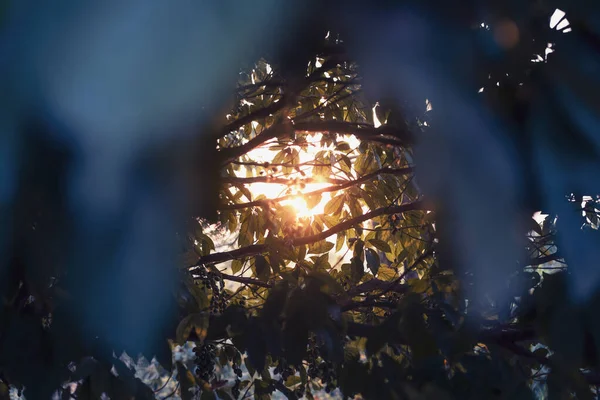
[
  {"left": 236, "top": 132, "right": 360, "bottom": 219},
  {"left": 281, "top": 196, "right": 311, "bottom": 218}
]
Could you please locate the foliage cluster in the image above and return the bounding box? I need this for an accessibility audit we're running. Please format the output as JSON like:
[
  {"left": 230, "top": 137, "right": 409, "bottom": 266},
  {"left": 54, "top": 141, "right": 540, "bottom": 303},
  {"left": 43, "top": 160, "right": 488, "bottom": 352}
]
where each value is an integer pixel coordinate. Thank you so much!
[{"left": 2, "top": 4, "right": 600, "bottom": 400}]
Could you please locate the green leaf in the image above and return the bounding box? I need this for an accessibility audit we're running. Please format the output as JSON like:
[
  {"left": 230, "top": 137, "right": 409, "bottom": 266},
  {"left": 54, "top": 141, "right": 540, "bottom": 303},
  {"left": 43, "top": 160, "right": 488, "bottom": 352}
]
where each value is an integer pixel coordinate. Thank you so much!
[
  {"left": 300, "top": 365, "right": 308, "bottom": 384},
  {"left": 311, "top": 253, "right": 331, "bottom": 271},
  {"left": 340, "top": 155, "right": 352, "bottom": 174},
  {"left": 321, "top": 214, "right": 340, "bottom": 228},
  {"left": 348, "top": 195, "right": 363, "bottom": 219},
  {"left": 324, "top": 195, "right": 345, "bottom": 215},
  {"left": 307, "top": 240, "right": 334, "bottom": 255},
  {"left": 336, "top": 231, "right": 346, "bottom": 252},
  {"left": 297, "top": 245, "right": 307, "bottom": 262},
  {"left": 365, "top": 248, "right": 380, "bottom": 276},
  {"left": 231, "top": 259, "right": 243, "bottom": 274},
  {"left": 378, "top": 266, "right": 397, "bottom": 281},
  {"left": 368, "top": 238, "right": 392, "bottom": 253},
  {"left": 285, "top": 375, "right": 302, "bottom": 387}
]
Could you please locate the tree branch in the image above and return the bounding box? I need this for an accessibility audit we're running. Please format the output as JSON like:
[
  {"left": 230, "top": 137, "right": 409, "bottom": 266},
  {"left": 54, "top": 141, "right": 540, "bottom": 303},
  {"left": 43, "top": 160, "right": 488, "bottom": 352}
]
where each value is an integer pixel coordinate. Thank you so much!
[
  {"left": 292, "top": 200, "right": 426, "bottom": 246},
  {"left": 220, "top": 55, "right": 352, "bottom": 140},
  {"left": 221, "top": 167, "right": 414, "bottom": 211},
  {"left": 194, "top": 201, "right": 425, "bottom": 266},
  {"left": 221, "top": 97, "right": 287, "bottom": 139},
  {"left": 194, "top": 244, "right": 267, "bottom": 266},
  {"left": 293, "top": 121, "right": 414, "bottom": 146},
  {"left": 222, "top": 175, "right": 347, "bottom": 185},
  {"left": 219, "top": 120, "right": 414, "bottom": 167},
  {"left": 341, "top": 299, "right": 398, "bottom": 311},
  {"left": 219, "top": 271, "right": 272, "bottom": 288},
  {"left": 219, "top": 123, "right": 292, "bottom": 166}
]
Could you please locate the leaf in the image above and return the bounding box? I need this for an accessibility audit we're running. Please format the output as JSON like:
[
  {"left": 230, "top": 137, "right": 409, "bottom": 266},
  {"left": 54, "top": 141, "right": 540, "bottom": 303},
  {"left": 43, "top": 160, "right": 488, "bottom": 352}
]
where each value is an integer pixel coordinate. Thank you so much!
[
  {"left": 378, "top": 266, "right": 397, "bottom": 281},
  {"left": 336, "top": 142, "right": 351, "bottom": 151},
  {"left": 177, "top": 362, "right": 198, "bottom": 400},
  {"left": 340, "top": 155, "right": 352, "bottom": 174},
  {"left": 321, "top": 214, "right": 339, "bottom": 228},
  {"left": 176, "top": 313, "right": 210, "bottom": 344},
  {"left": 365, "top": 248, "right": 380, "bottom": 276},
  {"left": 297, "top": 245, "right": 307, "bottom": 262},
  {"left": 300, "top": 365, "right": 308, "bottom": 384},
  {"left": 532, "top": 347, "right": 549, "bottom": 359},
  {"left": 528, "top": 217, "right": 543, "bottom": 235},
  {"left": 254, "top": 256, "right": 271, "bottom": 281},
  {"left": 336, "top": 231, "right": 345, "bottom": 252},
  {"left": 368, "top": 238, "right": 392, "bottom": 253},
  {"left": 399, "top": 300, "right": 437, "bottom": 363},
  {"left": 231, "top": 259, "right": 243, "bottom": 274},
  {"left": 311, "top": 253, "right": 331, "bottom": 270},
  {"left": 305, "top": 193, "right": 322, "bottom": 209},
  {"left": 348, "top": 195, "right": 363, "bottom": 219},
  {"left": 260, "top": 281, "right": 289, "bottom": 322},
  {"left": 353, "top": 238, "right": 364, "bottom": 258},
  {"left": 238, "top": 184, "right": 253, "bottom": 201},
  {"left": 350, "top": 256, "right": 365, "bottom": 283},
  {"left": 408, "top": 278, "right": 429, "bottom": 294},
  {"left": 324, "top": 195, "right": 345, "bottom": 215},
  {"left": 307, "top": 240, "right": 334, "bottom": 255},
  {"left": 308, "top": 271, "right": 346, "bottom": 296}
]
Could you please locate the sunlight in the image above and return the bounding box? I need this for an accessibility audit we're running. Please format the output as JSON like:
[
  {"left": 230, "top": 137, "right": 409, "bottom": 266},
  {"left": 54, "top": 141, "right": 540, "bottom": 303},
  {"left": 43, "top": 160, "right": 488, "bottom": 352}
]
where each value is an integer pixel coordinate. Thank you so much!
[
  {"left": 236, "top": 132, "right": 360, "bottom": 219},
  {"left": 281, "top": 196, "right": 311, "bottom": 218}
]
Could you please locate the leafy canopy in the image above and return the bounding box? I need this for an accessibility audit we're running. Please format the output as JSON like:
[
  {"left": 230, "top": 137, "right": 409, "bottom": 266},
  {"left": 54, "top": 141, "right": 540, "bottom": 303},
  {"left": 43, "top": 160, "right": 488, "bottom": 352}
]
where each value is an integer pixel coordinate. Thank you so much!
[{"left": 4, "top": 6, "right": 600, "bottom": 400}]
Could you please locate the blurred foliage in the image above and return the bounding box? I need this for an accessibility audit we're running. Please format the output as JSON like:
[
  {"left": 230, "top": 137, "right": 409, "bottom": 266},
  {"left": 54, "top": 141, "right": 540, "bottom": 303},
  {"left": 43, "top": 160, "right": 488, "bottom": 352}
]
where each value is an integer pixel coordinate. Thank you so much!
[{"left": 2, "top": 1, "right": 600, "bottom": 399}]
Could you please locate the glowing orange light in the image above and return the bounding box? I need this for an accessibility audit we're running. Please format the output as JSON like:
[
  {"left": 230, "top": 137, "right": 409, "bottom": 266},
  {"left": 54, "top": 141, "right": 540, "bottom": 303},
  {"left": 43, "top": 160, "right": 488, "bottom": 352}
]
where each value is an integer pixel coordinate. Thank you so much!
[{"left": 235, "top": 133, "right": 360, "bottom": 219}]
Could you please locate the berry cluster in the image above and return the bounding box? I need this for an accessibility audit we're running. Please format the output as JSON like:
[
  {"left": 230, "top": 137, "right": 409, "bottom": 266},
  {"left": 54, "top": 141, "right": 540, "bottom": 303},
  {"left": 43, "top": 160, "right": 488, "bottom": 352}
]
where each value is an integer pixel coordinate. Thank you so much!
[
  {"left": 274, "top": 358, "right": 295, "bottom": 382},
  {"left": 306, "top": 337, "right": 338, "bottom": 393},
  {"left": 196, "top": 266, "right": 227, "bottom": 315},
  {"left": 274, "top": 358, "right": 306, "bottom": 398},
  {"left": 194, "top": 342, "right": 216, "bottom": 382},
  {"left": 231, "top": 378, "right": 241, "bottom": 398},
  {"left": 232, "top": 362, "right": 243, "bottom": 378}
]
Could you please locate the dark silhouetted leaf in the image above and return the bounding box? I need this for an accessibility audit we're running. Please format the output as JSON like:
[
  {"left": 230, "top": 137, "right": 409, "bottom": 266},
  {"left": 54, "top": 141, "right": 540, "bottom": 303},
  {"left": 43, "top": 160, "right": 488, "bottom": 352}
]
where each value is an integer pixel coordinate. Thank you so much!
[
  {"left": 366, "top": 248, "right": 380, "bottom": 275},
  {"left": 255, "top": 255, "right": 271, "bottom": 281}
]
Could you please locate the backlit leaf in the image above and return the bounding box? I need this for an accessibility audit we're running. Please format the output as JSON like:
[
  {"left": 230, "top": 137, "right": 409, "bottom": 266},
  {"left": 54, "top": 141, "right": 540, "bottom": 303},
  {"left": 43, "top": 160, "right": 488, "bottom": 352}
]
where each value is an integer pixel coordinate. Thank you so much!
[{"left": 368, "top": 238, "right": 392, "bottom": 253}]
